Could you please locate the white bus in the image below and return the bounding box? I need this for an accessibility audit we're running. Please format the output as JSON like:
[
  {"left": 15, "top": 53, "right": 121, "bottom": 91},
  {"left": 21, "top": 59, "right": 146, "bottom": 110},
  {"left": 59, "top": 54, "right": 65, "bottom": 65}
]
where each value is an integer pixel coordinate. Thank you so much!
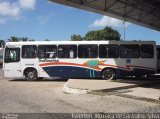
[{"left": 3, "top": 41, "right": 157, "bottom": 80}]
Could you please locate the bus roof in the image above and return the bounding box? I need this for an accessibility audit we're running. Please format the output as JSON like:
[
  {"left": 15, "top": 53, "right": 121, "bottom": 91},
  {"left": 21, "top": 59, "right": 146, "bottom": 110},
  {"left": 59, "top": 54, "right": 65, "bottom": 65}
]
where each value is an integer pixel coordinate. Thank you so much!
[{"left": 5, "top": 40, "right": 156, "bottom": 46}]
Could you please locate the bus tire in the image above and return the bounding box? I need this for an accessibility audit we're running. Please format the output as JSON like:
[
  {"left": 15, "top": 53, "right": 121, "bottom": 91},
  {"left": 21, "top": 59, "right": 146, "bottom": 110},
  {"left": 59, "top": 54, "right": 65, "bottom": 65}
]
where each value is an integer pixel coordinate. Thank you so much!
[
  {"left": 25, "top": 69, "right": 37, "bottom": 81},
  {"left": 101, "top": 68, "right": 116, "bottom": 80}
]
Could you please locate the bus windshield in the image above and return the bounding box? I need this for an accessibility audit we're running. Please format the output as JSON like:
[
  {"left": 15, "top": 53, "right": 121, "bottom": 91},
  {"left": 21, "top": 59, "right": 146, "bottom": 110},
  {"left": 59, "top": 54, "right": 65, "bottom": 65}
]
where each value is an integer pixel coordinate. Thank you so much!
[{"left": 5, "top": 48, "right": 20, "bottom": 63}]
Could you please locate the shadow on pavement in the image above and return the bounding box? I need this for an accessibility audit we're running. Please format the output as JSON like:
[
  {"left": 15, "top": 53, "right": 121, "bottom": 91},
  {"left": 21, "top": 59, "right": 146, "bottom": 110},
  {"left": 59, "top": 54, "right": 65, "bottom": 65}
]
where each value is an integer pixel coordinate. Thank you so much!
[
  {"left": 9, "top": 77, "right": 69, "bottom": 82},
  {"left": 96, "top": 77, "right": 160, "bottom": 92}
]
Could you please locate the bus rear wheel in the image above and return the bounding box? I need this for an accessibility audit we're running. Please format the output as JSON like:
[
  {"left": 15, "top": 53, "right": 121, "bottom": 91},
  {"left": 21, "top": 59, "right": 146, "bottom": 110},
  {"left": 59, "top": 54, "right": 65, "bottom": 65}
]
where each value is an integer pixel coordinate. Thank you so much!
[
  {"left": 101, "top": 69, "right": 116, "bottom": 80},
  {"left": 25, "top": 69, "right": 37, "bottom": 81}
]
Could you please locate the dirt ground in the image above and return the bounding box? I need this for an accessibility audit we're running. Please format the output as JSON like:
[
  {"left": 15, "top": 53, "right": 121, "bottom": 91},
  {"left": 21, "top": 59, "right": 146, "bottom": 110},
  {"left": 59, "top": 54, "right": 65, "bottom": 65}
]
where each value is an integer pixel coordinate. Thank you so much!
[{"left": 0, "top": 70, "right": 160, "bottom": 113}]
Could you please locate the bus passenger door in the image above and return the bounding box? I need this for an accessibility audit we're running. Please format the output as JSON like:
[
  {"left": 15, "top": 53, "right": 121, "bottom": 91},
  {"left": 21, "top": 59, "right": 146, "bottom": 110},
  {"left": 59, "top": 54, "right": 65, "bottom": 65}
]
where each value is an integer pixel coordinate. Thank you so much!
[{"left": 4, "top": 48, "right": 22, "bottom": 77}]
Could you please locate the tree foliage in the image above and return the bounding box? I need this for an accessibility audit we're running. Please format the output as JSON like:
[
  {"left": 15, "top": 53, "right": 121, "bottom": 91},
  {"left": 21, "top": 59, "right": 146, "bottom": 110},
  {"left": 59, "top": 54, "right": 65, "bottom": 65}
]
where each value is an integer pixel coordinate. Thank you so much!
[
  {"left": 45, "top": 39, "right": 50, "bottom": 41},
  {"left": 8, "top": 36, "right": 19, "bottom": 42},
  {"left": 71, "top": 26, "right": 121, "bottom": 41},
  {"left": 71, "top": 34, "right": 83, "bottom": 41},
  {"left": 28, "top": 39, "right": 35, "bottom": 41},
  {"left": 8, "top": 36, "right": 35, "bottom": 42}
]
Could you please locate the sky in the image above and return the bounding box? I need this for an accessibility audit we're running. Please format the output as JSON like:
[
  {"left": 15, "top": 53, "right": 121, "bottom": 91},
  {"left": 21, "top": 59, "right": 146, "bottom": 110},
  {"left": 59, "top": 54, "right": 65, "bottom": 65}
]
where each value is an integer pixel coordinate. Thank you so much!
[{"left": 0, "top": 0, "right": 160, "bottom": 44}]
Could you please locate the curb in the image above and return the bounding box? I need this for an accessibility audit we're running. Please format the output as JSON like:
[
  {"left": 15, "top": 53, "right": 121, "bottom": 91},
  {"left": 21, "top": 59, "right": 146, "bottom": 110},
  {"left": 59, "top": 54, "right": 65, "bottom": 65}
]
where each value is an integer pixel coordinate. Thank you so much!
[{"left": 63, "top": 82, "right": 89, "bottom": 94}]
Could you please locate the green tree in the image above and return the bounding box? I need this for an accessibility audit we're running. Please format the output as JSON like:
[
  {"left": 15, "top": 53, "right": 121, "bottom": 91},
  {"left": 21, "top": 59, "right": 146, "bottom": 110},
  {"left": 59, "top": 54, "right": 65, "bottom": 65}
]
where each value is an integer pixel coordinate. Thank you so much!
[
  {"left": 102, "top": 27, "right": 120, "bottom": 40},
  {"left": 29, "top": 39, "right": 35, "bottom": 41},
  {"left": 8, "top": 36, "right": 35, "bottom": 42},
  {"left": 8, "top": 36, "right": 20, "bottom": 42},
  {"left": 71, "top": 34, "right": 83, "bottom": 41},
  {"left": 70, "top": 26, "right": 121, "bottom": 41},
  {"left": 45, "top": 39, "right": 50, "bottom": 41},
  {"left": 85, "top": 27, "right": 120, "bottom": 41},
  {"left": 85, "top": 30, "right": 103, "bottom": 41},
  {"left": 20, "top": 37, "right": 28, "bottom": 41}
]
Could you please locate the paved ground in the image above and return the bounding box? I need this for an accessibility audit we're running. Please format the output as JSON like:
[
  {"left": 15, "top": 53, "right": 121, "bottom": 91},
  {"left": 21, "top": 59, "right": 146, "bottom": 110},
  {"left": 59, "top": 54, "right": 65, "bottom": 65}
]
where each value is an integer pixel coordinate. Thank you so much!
[
  {"left": 67, "top": 78, "right": 160, "bottom": 100},
  {"left": 0, "top": 70, "right": 160, "bottom": 113}
]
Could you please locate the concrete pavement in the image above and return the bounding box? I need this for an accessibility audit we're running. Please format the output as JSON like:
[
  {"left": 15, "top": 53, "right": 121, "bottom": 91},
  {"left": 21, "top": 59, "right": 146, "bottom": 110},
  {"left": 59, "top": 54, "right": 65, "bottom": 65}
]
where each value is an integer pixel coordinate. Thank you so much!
[{"left": 64, "top": 78, "right": 160, "bottom": 100}]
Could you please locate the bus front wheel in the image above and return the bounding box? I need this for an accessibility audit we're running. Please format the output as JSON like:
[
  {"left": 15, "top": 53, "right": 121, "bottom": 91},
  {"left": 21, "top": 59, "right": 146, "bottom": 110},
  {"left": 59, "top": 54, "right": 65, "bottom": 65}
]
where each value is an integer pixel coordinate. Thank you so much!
[
  {"left": 25, "top": 69, "right": 37, "bottom": 81},
  {"left": 101, "top": 69, "right": 116, "bottom": 80}
]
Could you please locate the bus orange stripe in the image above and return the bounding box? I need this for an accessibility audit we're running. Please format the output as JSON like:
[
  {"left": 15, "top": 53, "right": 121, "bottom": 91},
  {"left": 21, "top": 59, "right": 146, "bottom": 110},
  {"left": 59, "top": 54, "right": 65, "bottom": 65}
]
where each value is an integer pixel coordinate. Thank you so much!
[
  {"left": 39, "top": 62, "right": 102, "bottom": 71},
  {"left": 39, "top": 62, "right": 154, "bottom": 71}
]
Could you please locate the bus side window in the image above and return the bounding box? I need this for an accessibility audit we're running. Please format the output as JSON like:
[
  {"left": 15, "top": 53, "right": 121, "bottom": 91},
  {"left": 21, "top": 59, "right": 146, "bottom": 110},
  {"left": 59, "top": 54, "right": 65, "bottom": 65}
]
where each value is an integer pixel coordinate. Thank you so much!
[
  {"left": 78, "top": 45, "right": 98, "bottom": 58},
  {"left": 141, "top": 44, "right": 154, "bottom": 58},
  {"left": 120, "top": 44, "right": 140, "bottom": 58},
  {"left": 157, "top": 48, "right": 160, "bottom": 59},
  {"left": 38, "top": 45, "right": 57, "bottom": 59},
  {"left": 99, "top": 45, "right": 119, "bottom": 58},
  {"left": 22, "top": 45, "right": 37, "bottom": 58},
  {"left": 58, "top": 45, "right": 77, "bottom": 58}
]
